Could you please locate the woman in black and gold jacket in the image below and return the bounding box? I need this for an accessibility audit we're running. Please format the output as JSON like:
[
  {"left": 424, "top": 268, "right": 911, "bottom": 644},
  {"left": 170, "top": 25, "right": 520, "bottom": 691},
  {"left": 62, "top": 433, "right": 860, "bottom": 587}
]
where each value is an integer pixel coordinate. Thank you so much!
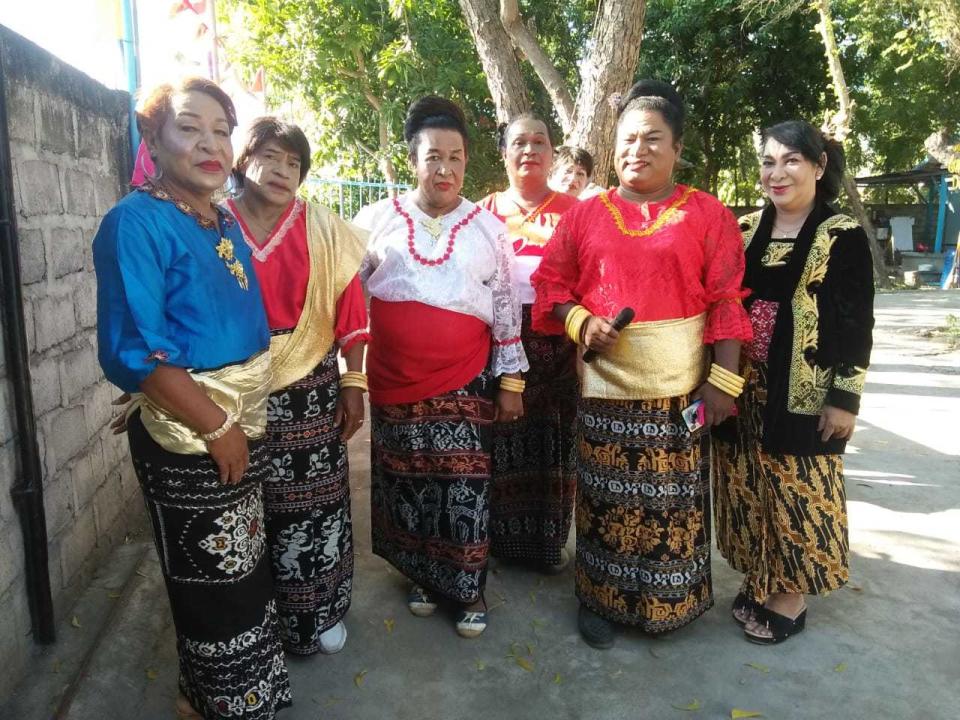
[{"left": 712, "top": 120, "right": 874, "bottom": 645}]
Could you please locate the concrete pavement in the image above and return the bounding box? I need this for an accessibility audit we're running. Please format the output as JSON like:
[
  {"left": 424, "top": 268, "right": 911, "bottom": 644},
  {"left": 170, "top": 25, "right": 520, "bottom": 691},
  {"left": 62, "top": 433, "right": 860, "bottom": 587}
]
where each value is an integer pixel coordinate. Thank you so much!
[{"left": 5, "top": 290, "right": 959, "bottom": 720}]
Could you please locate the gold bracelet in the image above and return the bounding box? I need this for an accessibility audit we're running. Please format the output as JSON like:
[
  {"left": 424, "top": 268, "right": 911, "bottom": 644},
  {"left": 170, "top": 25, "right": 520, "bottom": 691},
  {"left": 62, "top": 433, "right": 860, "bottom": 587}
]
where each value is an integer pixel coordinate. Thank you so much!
[
  {"left": 201, "top": 412, "right": 237, "bottom": 443},
  {"left": 565, "top": 306, "right": 590, "bottom": 345},
  {"left": 340, "top": 371, "right": 369, "bottom": 392},
  {"left": 499, "top": 377, "right": 526, "bottom": 393},
  {"left": 707, "top": 376, "right": 743, "bottom": 398},
  {"left": 710, "top": 363, "right": 745, "bottom": 386}
]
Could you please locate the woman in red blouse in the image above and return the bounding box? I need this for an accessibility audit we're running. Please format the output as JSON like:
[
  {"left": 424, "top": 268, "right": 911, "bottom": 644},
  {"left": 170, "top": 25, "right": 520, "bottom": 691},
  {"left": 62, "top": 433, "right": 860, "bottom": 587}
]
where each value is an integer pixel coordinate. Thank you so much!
[
  {"left": 479, "top": 115, "right": 579, "bottom": 574},
  {"left": 226, "top": 117, "right": 368, "bottom": 656},
  {"left": 531, "top": 80, "right": 753, "bottom": 649}
]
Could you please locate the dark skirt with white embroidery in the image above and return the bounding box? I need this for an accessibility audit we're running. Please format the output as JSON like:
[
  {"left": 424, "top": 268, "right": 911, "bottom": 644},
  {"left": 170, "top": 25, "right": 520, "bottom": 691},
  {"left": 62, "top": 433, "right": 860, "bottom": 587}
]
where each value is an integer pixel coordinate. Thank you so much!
[
  {"left": 262, "top": 348, "right": 353, "bottom": 655},
  {"left": 128, "top": 412, "right": 292, "bottom": 719},
  {"left": 370, "top": 368, "right": 495, "bottom": 604}
]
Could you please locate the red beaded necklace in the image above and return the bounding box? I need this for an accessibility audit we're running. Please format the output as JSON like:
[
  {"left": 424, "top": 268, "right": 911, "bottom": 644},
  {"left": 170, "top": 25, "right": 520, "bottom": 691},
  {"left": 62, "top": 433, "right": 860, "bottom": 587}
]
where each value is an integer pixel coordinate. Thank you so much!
[{"left": 393, "top": 197, "right": 482, "bottom": 267}]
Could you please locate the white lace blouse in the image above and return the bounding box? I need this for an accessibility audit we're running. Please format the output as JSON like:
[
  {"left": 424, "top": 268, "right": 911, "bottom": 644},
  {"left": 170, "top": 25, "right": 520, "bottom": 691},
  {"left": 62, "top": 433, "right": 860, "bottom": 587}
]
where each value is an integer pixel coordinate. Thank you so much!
[{"left": 353, "top": 194, "right": 529, "bottom": 377}]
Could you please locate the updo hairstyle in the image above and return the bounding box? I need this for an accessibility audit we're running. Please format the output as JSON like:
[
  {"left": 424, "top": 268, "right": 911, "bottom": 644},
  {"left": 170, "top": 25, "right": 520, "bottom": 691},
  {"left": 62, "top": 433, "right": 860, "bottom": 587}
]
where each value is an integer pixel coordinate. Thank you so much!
[
  {"left": 404, "top": 96, "right": 469, "bottom": 159},
  {"left": 616, "top": 79, "right": 685, "bottom": 143}
]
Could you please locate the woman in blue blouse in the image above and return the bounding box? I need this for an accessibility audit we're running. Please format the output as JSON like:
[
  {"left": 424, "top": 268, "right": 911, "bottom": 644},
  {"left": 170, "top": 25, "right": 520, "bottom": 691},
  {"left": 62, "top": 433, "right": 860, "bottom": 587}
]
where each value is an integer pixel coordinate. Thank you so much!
[{"left": 94, "top": 77, "right": 291, "bottom": 720}]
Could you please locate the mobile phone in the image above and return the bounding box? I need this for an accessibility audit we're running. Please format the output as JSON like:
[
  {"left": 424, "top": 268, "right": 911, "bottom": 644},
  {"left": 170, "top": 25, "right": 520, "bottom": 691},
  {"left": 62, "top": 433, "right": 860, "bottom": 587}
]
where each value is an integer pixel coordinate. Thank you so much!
[{"left": 681, "top": 399, "right": 704, "bottom": 433}]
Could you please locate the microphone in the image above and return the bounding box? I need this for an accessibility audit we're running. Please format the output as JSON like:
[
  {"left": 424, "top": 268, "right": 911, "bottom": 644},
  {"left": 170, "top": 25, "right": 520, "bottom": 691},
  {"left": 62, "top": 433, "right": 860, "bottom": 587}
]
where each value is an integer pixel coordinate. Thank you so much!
[{"left": 582, "top": 307, "right": 635, "bottom": 363}]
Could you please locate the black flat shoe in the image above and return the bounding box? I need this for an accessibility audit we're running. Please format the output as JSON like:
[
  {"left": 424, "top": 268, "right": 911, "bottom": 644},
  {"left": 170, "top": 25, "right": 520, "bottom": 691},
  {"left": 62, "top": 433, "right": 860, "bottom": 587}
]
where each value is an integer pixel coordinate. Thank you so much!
[
  {"left": 744, "top": 605, "right": 807, "bottom": 645},
  {"left": 731, "top": 592, "right": 762, "bottom": 628},
  {"left": 578, "top": 603, "right": 615, "bottom": 650}
]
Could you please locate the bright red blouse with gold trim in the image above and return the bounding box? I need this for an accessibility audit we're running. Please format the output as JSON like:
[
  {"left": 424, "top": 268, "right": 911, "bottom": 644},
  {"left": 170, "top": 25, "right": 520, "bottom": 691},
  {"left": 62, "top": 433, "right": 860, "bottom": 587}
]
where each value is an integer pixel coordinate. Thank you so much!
[{"left": 530, "top": 185, "right": 752, "bottom": 343}]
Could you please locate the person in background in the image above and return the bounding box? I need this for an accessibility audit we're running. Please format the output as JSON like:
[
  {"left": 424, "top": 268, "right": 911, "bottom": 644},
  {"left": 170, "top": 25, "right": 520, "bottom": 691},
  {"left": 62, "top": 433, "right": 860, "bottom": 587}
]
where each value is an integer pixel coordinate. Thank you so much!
[
  {"left": 531, "top": 79, "right": 753, "bottom": 650},
  {"left": 354, "top": 96, "right": 528, "bottom": 639},
  {"left": 479, "top": 115, "right": 579, "bottom": 575},
  {"left": 713, "top": 120, "right": 874, "bottom": 645},
  {"left": 225, "top": 117, "right": 368, "bottom": 656},
  {"left": 548, "top": 145, "right": 594, "bottom": 199},
  {"left": 94, "top": 78, "right": 291, "bottom": 719}
]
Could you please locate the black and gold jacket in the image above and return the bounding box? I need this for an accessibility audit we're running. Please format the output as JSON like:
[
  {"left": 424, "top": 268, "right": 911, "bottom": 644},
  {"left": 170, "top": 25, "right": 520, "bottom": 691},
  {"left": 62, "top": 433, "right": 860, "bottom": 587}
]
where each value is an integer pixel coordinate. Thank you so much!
[{"left": 718, "top": 200, "right": 875, "bottom": 455}]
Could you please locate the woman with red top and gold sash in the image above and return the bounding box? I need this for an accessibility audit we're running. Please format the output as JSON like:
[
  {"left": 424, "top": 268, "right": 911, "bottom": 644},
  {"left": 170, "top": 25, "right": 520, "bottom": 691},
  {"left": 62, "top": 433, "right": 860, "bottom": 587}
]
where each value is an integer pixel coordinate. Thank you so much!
[
  {"left": 531, "top": 80, "right": 753, "bottom": 649},
  {"left": 354, "top": 97, "right": 528, "bottom": 639},
  {"left": 479, "top": 114, "right": 579, "bottom": 573},
  {"left": 225, "top": 117, "right": 368, "bottom": 657}
]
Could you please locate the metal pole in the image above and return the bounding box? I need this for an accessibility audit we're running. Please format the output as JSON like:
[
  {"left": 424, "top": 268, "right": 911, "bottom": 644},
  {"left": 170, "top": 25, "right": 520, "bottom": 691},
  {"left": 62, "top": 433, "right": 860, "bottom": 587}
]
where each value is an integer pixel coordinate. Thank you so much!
[
  {"left": 0, "top": 37, "right": 56, "bottom": 645},
  {"left": 120, "top": 0, "right": 140, "bottom": 158},
  {"left": 934, "top": 175, "right": 947, "bottom": 254}
]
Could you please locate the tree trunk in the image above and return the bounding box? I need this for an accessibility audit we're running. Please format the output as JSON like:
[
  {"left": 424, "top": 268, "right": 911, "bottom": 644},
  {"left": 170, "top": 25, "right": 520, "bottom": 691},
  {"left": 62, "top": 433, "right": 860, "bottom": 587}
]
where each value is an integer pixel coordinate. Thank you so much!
[
  {"left": 499, "top": 0, "right": 575, "bottom": 134},
  {"left": 568, "top": 0, "right": 647, "bottom": 185},
  {"left": 814, "top": 0, "right": 889, "bottom": 287},
  {"left": 458, "top": 0, "right": 531, "bottom": 122}
]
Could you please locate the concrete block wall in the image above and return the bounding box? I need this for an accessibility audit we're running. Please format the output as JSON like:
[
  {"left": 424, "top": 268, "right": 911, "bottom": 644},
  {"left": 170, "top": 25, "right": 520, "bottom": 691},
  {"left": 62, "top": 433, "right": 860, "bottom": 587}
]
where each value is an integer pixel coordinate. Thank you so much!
[{"left": 0, "top": 25, "right": 140, "bottom": 700}]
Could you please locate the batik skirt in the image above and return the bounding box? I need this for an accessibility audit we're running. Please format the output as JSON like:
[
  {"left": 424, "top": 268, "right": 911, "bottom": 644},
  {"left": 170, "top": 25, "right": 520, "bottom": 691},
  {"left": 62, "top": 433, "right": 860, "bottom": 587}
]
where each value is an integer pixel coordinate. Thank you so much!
[
  {"left": 128, "top": 413, "right": 292, "bottom": 719},
  {"left": 575, "top": 394, "right": 713, "bottom": 634},
  {"left": 712, "top": 361, "right": 849, "bottom": 604},
  {"left": 370, "top": 369, "right": 495, "bottom": 604},
  {"left": 262, "top": 347, "right": 353, "bottom": 655},
  {"left": 491, "top": 306, "right": 577, "bottom": 564}
]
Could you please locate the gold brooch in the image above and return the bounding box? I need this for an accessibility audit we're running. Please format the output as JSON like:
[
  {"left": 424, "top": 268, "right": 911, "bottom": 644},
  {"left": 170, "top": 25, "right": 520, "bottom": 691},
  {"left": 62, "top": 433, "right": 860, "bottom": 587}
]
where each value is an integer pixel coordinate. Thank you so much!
[
  {"left": 215, "top": 237, "right": 249, "bottom": 290},
  {"left": 419, "top": 217, "right": 444, "bottom": 241}
]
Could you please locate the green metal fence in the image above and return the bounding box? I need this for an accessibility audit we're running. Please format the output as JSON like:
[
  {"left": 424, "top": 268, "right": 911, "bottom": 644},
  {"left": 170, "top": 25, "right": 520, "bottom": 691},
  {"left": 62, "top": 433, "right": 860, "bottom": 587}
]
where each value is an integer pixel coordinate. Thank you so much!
[{"left": 305, "top": 178, "right": 411, "bottom": 220}]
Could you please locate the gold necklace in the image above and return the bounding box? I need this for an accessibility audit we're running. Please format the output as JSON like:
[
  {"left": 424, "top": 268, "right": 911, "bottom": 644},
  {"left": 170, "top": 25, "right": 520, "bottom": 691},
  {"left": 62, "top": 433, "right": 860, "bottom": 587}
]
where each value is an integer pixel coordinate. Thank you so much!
[
  {"left": 508, "top": 191, "right": 556, "bottom": 226},
  {"left": 419, "top": 216, "right": 444, "bottom": 241},
  {"left": 600, "top": 186, "right": 696, "bottom": 238}
]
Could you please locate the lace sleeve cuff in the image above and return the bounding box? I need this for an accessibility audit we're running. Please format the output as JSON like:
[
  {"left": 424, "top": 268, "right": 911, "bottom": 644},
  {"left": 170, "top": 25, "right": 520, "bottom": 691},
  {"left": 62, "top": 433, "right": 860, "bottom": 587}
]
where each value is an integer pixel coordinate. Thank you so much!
[{"left": 704, "top": 298, "right": 753, "bottom": 344}]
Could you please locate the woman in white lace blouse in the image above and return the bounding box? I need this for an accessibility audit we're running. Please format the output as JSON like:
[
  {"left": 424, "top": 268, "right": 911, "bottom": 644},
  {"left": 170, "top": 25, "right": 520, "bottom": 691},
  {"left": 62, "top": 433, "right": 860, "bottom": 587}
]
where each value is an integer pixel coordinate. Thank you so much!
[{"left": 353, "top": 96, "right": 528, "bottom": 639}]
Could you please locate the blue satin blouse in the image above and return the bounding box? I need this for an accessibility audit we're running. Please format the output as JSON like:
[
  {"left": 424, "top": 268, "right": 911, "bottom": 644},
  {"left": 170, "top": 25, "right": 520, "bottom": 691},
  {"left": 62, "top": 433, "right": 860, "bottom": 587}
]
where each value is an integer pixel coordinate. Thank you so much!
[{"left": 94, "top": 188, "right": 269, "bottom": 393}]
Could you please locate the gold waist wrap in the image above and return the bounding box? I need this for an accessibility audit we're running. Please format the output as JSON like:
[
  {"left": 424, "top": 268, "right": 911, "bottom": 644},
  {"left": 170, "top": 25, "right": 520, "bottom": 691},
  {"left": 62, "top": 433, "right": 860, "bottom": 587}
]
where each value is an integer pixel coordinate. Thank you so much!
[
  {"left": 581, "top": 314, "right": 706, "bottom": 400},
  {"left": 131, "top": 350, "right": 272, "bottom": 455}
]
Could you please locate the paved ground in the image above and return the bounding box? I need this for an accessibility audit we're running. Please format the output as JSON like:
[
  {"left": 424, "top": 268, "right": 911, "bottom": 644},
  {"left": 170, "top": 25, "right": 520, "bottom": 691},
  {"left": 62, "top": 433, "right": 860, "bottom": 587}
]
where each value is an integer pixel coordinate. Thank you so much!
[{"left": 5, "top": 290, "right": 959, "bottom": 720}]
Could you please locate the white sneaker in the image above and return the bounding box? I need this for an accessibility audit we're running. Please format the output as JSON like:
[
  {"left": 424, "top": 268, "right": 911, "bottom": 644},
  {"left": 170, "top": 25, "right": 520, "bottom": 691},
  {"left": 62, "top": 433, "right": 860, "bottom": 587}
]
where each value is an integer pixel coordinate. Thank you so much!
[{"left": 319, "top": 621, "right": 347, "bottom": 654}]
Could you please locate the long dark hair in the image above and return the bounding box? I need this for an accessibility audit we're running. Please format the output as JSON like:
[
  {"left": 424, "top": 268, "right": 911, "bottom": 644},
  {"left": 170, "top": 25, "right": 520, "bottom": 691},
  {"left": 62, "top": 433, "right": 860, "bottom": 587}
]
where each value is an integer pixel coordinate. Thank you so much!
[
  {"left": 403, "top": 96, "right": 469, "bottom": 159},
  {"left": 761, "top": 120, "right": 845, "bottom": 202}
]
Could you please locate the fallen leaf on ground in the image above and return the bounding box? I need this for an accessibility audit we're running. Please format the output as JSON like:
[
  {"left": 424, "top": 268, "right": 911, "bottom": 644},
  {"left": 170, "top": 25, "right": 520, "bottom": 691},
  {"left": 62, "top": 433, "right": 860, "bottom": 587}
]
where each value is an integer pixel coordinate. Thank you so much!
[
  {"left": 610, "top": 669, "right": 623, "bottom": 679},
  {"left": 476, "top": 660, "right": 486, "bottom": 671},
  {"left": 671, "top": 699, "right": 701, "bottom": 711},
  {"left": 145, "top": 669, "right": 159, "bottom": 681},
  {"left": 107, "top": 591, "right": 122, "bottom": 599},
  {"left": 553, "top": 672, "right": 562, "bottom": 684},
  {"left": 731, "top": 710, "right": 762, "bottom": 719},
  {"left": 526, "top": 643, "right": 535, "bottom": 656},
  {"left": 834, "top": 663, "right": 847, "bottom": 673},
  {"left": 744, "top": 662, "right": 770, "bottom": 674},
  {"left": 515, "top": 656, "right": 534, "bottom": 672},
  {"left": 70, "top": 616, "right": 81, "bottom": 629},
  {"left": 52, "top": 660, "right": 61, "bottom": 674},
  {"left": 529, "top": 591, "right": 537, "bottom": 604},
  {"left": 383, "top": 618, "right": 395, "bottom": 634},
  {"left": 135, "top": 570, "right": 148, "bottom": 578},
  {"left": 354, "top": 670, "right": 367, "bottom": 687},
  {"left": 847, "top": 585, "right": 862, "bottom": 592}
]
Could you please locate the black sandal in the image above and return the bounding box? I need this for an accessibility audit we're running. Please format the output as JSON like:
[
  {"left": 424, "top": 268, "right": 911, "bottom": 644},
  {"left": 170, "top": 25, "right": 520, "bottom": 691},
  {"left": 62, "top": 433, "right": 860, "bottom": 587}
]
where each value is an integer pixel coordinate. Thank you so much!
[
  {"left": 744, "top": 605, "right": 807, "bottom": 645},
  {"left": 731, "top": 592, "right": 762, "bottom": 628}
]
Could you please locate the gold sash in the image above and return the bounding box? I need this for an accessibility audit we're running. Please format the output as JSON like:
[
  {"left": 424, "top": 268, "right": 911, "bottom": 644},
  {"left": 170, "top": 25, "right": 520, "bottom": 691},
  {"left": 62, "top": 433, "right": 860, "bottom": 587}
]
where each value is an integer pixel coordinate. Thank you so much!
[
  {"left": 581, "top": 314, "right": 707, "bottom": 400},
  {"left": 131, "top": 350, "right": 272, "bottom": 455},
  {"left": 268, "top": 202, "right": 368, "bottom": 391}
]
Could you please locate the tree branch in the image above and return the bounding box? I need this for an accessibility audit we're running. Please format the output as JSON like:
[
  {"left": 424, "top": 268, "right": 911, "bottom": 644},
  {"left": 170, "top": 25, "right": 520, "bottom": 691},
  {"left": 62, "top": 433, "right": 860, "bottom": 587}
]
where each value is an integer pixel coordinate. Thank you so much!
[{"left": 499, "top": 0, "right": 575, "bottom": 133}]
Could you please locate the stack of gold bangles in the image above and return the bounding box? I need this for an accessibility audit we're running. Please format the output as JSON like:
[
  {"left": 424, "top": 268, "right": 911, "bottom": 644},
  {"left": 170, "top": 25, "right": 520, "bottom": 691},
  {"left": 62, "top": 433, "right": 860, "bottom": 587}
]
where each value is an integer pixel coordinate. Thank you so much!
[
  {"left": 500, "top": 376, "right": 526, "bottom": 393},
  {"left": 564, "top": 305, "right": 591, "bottom": 345},
  {"left": 340, "top": 371, "right": 368, "bottom": 392},
  {"left": 707, "top": 363, "right": 745, "bottom": 398}
]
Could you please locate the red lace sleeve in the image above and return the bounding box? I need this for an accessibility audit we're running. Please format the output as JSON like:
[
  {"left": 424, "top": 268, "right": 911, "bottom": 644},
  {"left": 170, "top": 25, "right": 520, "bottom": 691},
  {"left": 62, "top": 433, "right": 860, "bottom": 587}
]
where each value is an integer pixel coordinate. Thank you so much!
[
  {"left": 702, "top": 205, "right": 753, "bottom": 344},
  {"left": 335, "top": 274, "right": 370, "bottom": 352},
  {"left": 530, "top": 212, "right": 580, "bottom": 335}
]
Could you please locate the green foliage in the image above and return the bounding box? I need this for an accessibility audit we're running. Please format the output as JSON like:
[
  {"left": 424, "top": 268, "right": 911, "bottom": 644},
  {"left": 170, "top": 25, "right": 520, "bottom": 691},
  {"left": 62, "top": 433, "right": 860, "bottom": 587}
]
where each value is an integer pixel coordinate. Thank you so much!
[{"left": 638, "top": 0, "right": 830, "bottom": 204}]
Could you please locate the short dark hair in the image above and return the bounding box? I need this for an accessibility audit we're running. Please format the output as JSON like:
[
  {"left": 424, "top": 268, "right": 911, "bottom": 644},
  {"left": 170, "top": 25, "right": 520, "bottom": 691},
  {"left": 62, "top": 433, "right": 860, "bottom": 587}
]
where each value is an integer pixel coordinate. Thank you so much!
[
  {"left": 553, "top": 145, "right": 594, "bottom": 178},
  {"left": 617, "top": 79, "right": 685, "bottom": 142},
  {"left": 496, "top": 113, "right": 553, "bottom": 154},
  {"left": 761, "top": 120, "right": 845, "bottom": 202},
  {"left": 404, "top": 96, "right": 469, "bottom": 159},
  {"left": 233, "top": 116, "right": 312, "bottom": 188}
]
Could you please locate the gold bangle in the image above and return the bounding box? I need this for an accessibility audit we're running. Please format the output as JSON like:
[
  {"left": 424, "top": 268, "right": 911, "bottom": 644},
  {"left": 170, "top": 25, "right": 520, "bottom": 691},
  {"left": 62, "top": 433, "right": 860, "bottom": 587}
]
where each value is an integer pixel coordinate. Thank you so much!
[
  {"left": 707, "top": 376, "right": 742, "bottom": 398},
  {"left": 340, "top": 379, "right": 368, "bottom": 391},
  {"left": 201, "top": 412, "right": 237, "bottom": 443},
  {"left": 565, "top": 306, "right": 590, "bottom": 345},
  {"left": 710, "top": 363, "right": 745, "bottom": 386},
  {"left": 499, "top": 378, "right": 526, "bottom": 393},
  {"left": 708, "top": 369, "right": 743, "bottom": 390}
]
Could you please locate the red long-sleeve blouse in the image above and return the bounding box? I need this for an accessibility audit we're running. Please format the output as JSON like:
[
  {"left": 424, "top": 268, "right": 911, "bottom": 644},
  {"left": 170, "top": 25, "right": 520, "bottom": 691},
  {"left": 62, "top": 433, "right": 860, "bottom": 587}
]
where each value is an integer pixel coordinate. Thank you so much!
[{"left": 530, "top": 185, "right": 752, "bottom": 344}]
